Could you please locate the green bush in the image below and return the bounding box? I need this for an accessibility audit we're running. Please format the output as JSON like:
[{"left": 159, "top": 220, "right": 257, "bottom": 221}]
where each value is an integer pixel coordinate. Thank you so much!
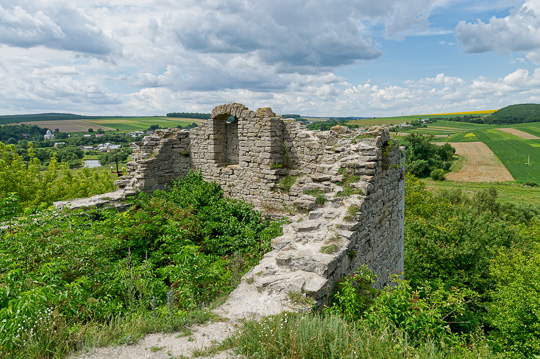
[
  {"left": 430, "top": 168, "right": 445, "bottom": 181},
  {"left": 364, "top": 277, "right": 473, "bottom": 345},
  {"left": 0, "top": 171, "right": 282, "bottom": 357},
  {"left": 326, "top": 265, "right": 378, "bottom": 320},
  {"left": 487, "top": 245, "right": 540, "bottom": 358},
  {"left": 401, "top": 133, "right": 455, "bottom": 177}
]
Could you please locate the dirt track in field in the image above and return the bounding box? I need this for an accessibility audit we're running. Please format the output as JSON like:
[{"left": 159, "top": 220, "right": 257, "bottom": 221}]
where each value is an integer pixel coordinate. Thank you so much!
[
  {"left": 21, "top": 120, "right": 115, "bottom": 132},
  {"left": 497, "top": 128, "right": 540, "bottom": 139},
  {"left": 446, "top": 142, "right": 514, "bottom": 182}
]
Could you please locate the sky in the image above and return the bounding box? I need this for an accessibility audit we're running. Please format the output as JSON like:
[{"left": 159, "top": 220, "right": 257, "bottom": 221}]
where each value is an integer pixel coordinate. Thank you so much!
[{"left": 1, "top": 0, "right": 540, "bottom": 117}]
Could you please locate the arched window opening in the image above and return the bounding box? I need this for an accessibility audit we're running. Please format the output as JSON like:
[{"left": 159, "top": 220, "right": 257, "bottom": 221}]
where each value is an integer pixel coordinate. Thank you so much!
[
  {"left": 212, "top": 113, "right": 239, "bottom": 165},
  {"left": 225, "top": 116, "right": 239, "bottom": 164}
]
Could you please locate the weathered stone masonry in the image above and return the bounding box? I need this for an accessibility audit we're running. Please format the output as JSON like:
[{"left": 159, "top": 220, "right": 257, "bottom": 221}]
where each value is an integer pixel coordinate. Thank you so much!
[{"left": 114, "top": 103, "right": 405, "bottom": 316}]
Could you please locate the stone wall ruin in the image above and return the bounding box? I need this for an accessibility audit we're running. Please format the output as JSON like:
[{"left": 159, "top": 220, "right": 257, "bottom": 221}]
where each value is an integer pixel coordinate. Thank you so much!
[{"left": 113, "top": 103, "right": 405, "bottom": 316}]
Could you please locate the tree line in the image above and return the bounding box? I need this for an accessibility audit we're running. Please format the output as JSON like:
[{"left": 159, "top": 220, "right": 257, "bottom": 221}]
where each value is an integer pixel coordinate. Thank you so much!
[
  {"left": 0, "top": 124, "right": 47, "bottom": 143},
  {"left": 438, "top": 104, "right": 540, "bottom": 125},
  {"left": 166, "top": 112, "right": 211, "bottom": 119}
]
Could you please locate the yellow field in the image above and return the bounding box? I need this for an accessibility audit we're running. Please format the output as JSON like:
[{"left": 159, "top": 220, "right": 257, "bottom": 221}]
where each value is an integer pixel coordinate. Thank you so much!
[{"left": 421, "top": 110, "right": 496, "bottom": 116}]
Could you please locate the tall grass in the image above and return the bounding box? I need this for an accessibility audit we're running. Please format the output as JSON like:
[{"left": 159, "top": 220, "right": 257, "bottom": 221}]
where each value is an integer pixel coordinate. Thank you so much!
[{"left": 219, "top": 312, "right": 496, "bottom": 359}]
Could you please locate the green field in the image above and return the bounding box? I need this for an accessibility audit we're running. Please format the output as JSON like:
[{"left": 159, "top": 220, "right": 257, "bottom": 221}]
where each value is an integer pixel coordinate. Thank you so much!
[
  {"left": 424, "top": 179, "right": 540, "bottom": 207},
  {"left": 87, "top": 117, "right": 204, "bottom": 131},
  {"left": 471, "top": 130, "right": 540, "bottom": 183},
  {"left": 508, "top": 121, "right": 540, "bottom": 137}
]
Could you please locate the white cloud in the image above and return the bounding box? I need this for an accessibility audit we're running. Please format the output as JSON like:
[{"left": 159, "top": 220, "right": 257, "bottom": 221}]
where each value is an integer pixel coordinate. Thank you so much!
[
  {"left": 456, "top": 0, "right": 540, "bottom": 63},
  {"left": 0, "top": 1, "right": 119, "bottom": 57},
  {"left": 2, "top": 0, "right": 540, "bottom": 117},
  {"left": 0, "top": 48, "right": 122, "bottom": 114}
]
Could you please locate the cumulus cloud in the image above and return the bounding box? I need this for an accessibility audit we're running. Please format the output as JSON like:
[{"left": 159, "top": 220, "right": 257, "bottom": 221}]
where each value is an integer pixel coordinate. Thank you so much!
[
  {"left": 162, "top": 0, "right": 381, "bottom": 71},
  {"left": 456, "top": 0, "right": 540, "bottom": 62},
  {"left": 155, "top": 0, "right": 444, "bottom": 72},
  {"left": 0, "top": 51, "right": 123, "bottom": 114},
  {"left": 4, "top": 0, "right": 535, "bottom": 117},
  {"left": 123, "top": 67, "right": 540, "bottom": 118},
  {"left": 0, "top": 0, "right": 447, "bottom": 100},
  {"left": 0, "top": 0, "right": 119, "bottom": 56}
]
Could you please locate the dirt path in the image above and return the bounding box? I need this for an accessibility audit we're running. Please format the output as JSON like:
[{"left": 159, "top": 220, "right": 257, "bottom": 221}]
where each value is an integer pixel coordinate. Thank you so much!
[
  {"left": 497, "top": 128, "right": 540, "bottom": 140},
  {"left": 73, "top": 321, "right": 241, "bottom": 359},
  {"left": 446, "top": 142, "right": 514, "bottom": 182}
]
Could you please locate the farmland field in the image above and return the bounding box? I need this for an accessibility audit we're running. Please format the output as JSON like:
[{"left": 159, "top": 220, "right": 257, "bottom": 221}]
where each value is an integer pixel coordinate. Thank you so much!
[
  {"left": 19, "top": 120, "right": 115, "bottom": 132},
  {"left": 392, "top": 119, "right": 540, "bottom": 184},
  {"left": 12, "top": 117, "right": 205, "bottom": 132},
  {"left": 444, "top": 142, "right": 514, "bottom": 182},
  {"left": 497, "top": 127, "right": 540, "bottom": 140},
  {"left": 347, "top": 110, "right": 495, "bottom": 128},
  {"left": 472, "top": 129, "right": 540, "bottom": 184},
  {"left": 86, "top": 117, "right": 204, "bottom": 131}
]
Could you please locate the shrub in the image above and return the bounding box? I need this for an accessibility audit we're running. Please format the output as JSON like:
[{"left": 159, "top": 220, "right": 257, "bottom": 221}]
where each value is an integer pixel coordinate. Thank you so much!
[
  {"left": 430, "top": 168, "right": 445, "bottom": 181},
  {"left": 327, "top": 265, "right": 379, "bottom": 320},
  {"left": 364, "top": 277, "right": 473, "bottom": 345},
  {"left": 487, "top": 245, "right": 540, "bottom": 358}
]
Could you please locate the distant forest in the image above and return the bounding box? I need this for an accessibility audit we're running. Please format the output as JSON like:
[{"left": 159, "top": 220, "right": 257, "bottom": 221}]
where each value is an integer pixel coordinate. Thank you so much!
[
  {"left": 0, "top": 113, "right": 135, "bottom": 125},
  {"left": 441, "top": 104, "right": 540, "bottom": 125},
  {"left": 167, "top": 112, "right": 211, "bottom": 119},
  {"left": 484, "top": 103, "right": 540, "bottom": 124}
]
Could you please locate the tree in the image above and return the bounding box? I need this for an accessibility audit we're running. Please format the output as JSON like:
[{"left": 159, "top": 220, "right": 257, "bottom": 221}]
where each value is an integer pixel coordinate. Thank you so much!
[
  {"left": 0, "top": 141, "right": 115, "bottom": 212},
  {"left": 488, "top": 244, "right": 540, "bottom": 357},
  {"left": 401, "top": 133, "right": 455, "bottom": 177}
]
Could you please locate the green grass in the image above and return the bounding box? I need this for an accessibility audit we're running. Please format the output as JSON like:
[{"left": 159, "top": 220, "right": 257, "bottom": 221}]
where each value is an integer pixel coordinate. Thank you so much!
[
  {"left": 505, "top": 121, "right": 540, "bottom": 137},
  {"left": 424, "top": 179, "right": 540, "bottom": 207},
  {"left": 86, "top": 117, "right": 203, "bottom": 131},
  {"left": 215, "top": 312, "right": 496, "bottom": 359},
  {"left": 399, "top": 121, "right": 496, "bottom": 137},
  {"left": 83, "top": 154, "right": 100, "bottom": 160}
]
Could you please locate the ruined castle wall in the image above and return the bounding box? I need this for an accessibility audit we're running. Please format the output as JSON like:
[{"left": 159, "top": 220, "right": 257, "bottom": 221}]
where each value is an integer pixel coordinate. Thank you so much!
[
  {"left": 114, "top": 130, "right": 191, "bottom": 193},
  {"left": 115, "top": 103, "right": 405, "bottom": 312},
  {"left": 188, "top": 104, "right": 287, "bottom": 211}
]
